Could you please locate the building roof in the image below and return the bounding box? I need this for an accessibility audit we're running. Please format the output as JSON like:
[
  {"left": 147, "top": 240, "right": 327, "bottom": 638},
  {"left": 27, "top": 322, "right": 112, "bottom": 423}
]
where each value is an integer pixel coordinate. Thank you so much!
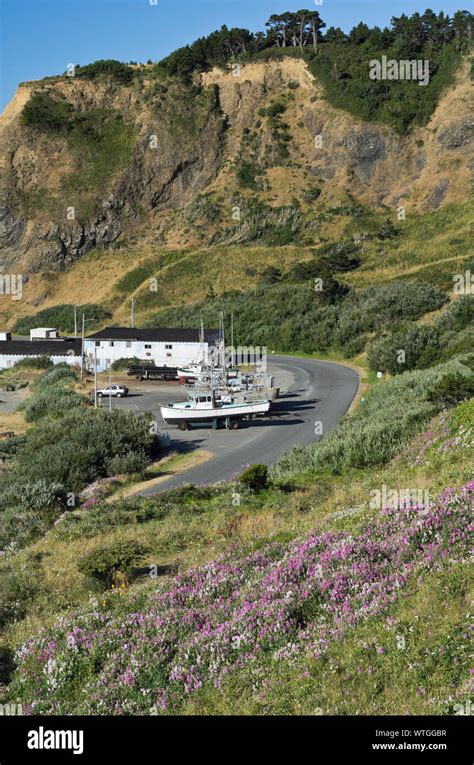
[
  {"left": 85, "top": 327, "right": 219, "bottom": 343},
  {"left": 0, "top": 338, "right": 81, "bottom": 356}
]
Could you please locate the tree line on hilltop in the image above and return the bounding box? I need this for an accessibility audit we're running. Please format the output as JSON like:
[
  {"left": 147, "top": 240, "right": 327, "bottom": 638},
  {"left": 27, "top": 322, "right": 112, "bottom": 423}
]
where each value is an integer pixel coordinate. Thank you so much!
[{"left": 156, "top": 8, "right": 472, "bottom": 78}]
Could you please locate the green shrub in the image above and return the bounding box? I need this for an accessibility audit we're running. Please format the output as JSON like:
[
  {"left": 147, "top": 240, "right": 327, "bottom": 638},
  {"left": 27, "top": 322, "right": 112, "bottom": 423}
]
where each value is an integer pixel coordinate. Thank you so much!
[
  {"left": 13, "top": 356, "right": 53, "bottom": 370},
  {"left": 77, "top": 540, "right": 149, "bottom": 587},
  {"left": 367, "top": 325, "right": 440, "bottom": 375},
  {"left": 21, "top": 92, "right": 74, "bottom": 132},
  {"left": 0, "top": 480, "right": 65, "bottom": 550},
  {"left": 16, "top": 410, "right": 155, "bottom": 492},
  {"left": 266, "top": 101, "right": 287, "bottom": 117},
  {"left": 105, "top": 451, "right": 149, "bottom": 476},
  {"left": 114, "top": 265, "right": 153, "bottom": 294},
  {"left": 34, "top": 364, "right": 76, "bottom": 389},
  {"left": 13, "top": 304, "right": 111, "bottom": 335},
  {"left": 0, "top": 435, "right": 27, "bottom": 461},
  {"left": 436, "top": 296, "right": 473, "bottom": 333},
  {"left": 150, "top": 280, "right": 447, "bottom": 357},
  {"left": 341, "top": 334, "right": 367, "bottom": 357},
  {"left": 303, "top": 187, "right": 322, "bottom": 203},
  {"left": 0, "top": 565, "right": 39, "bottom": 629},
  {"left": 18, "top": 385, "right": 84, "bottom": 422},
  {"left": 75, "top": 60, "right": 134, "bottom": 83},
  {"left": 310, "top": 37, "right": 464, "bottom": 133},
  {"left": 111, "top": 358, "right": 154, "bottom": 371},
  {"left": 238, "top": 464, "right": 269, "bottom": 492},
  {"left": 428, "top": 372, "right": 474, "bottom": 409},
  {"left": 237, "top": 162, "right": 263, "bottom": 190},
  {"left": 450, "top": 398, "right": 474, "bottom": 431}
]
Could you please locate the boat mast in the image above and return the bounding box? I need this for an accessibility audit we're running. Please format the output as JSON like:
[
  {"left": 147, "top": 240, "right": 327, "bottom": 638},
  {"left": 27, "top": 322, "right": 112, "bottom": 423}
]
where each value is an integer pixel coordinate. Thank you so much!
[
  {"left": 230, "top": 311, "right": 235, "bottom": 368},
  {"left": 219, "top": 311, "right": 225, "bottom": 370},
  {"left": 199, "top": 318, "right": 205, "bottom": 364}
]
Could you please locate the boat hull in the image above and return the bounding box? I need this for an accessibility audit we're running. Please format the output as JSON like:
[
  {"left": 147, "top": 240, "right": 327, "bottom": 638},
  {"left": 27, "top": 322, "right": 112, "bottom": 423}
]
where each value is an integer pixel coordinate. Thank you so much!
[{"left": 160, "top": 400, "right": 270, "bottom": 426}]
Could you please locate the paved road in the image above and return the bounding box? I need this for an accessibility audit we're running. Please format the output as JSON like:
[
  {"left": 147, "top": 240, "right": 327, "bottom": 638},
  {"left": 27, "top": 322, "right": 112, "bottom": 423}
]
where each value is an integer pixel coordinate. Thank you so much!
[{"left": 108, "top": 356, "right": 359, "bottom": 493}]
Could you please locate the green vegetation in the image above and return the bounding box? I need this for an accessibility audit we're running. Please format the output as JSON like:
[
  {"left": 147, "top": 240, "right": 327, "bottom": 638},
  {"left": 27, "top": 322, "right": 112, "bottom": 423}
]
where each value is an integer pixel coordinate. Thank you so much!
[
  {"left": 111, "top": 358, "right": 154, "bottom": 371},
  {"left": 13, "top": 303, "right": 111, "bottom": 335},
  {"left": 428, "top": 369, "right": 474, "bottom": 408},
  {"left": 20, "top": 95, "right": 137, "bottom": 219},
  {"left": 210, "top": 198, "right": 314, "bottom": 246},
  {"left": 0, "top": 366, "right": 160, "bottom": 551},
  {"left": 21, "top": 92, "right": 74, "bottom": 131},
  {"left": 18, "top": 377, "right": 84, "bottom": 424},
  {"left": 77, "top": 540, "right": 149, "bottom": 588},
  {"left": 154, "top": 9, "right": 472, "bottom": 132},
  {"left": 238, "top": 464, "right": 269, "bottom": 492},
  {"left": 367, "top": 296, "right": 474, "bottom": 374},
  {"left": 11, "top": 356, "right": 53, "bottom": 370},
  {"left": 237, "top": 162, "right": 265, "bottom": 191},
  {"left": 311, "top": 37, "right": 464, "bottom": 133},
  {"left": 270, "top": 354, "right": 473, "bottom": 480},
  {"left": 115, "top": 264, "right": 158, "bottom": 295},
  {"left": 2, "top": 397, "right": 472, "bottom": 714},
  {"left": 1, "top": 381, "right": 472, "bottom": 714},
  {"left": 15, "top": 364, "right": 83, "bottom": 423},
  {"left": 59, "top": 111, "right": 137, "bottom": 217},
  {"left": 147, "top": 279, "right": 449, "bottom": 355},
  {"left": 75, "top": 59, "right": 134, "bottom": 83}
]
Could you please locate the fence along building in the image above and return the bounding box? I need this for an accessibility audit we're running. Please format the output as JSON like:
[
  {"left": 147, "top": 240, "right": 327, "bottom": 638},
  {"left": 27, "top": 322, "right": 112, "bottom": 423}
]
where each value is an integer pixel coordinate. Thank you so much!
[{"left": 84, "top": 327, "right": 219, "bottom": 373}]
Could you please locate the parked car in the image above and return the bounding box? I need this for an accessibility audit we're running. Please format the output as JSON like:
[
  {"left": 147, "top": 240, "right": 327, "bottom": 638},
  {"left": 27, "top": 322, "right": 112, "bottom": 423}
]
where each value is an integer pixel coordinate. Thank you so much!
[{"left": 95, "top": 384, "right": 129, "bottom": 398}]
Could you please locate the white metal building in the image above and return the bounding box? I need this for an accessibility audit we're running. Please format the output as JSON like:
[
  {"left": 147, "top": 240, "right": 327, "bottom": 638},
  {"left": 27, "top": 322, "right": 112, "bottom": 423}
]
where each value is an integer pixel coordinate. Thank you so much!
[{"left": 84, "top": 327, "right": 219, "bottom": 373}]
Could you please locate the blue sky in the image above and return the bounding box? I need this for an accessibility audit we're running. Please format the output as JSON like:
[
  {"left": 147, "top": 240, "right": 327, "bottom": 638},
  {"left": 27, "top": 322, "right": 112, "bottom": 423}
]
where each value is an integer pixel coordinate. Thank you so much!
[{"left": 0, "top": 0, "right": 466, "bottom": 111}]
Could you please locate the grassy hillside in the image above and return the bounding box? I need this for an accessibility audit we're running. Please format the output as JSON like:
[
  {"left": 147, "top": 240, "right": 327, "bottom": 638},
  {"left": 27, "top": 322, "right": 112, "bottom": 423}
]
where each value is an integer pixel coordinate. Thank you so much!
[
  {"left": 1, "top": 360, "right": 472, "bottom": 714},
  {"left": 2, "top": 197, "right": 472, "bottom": 335}
]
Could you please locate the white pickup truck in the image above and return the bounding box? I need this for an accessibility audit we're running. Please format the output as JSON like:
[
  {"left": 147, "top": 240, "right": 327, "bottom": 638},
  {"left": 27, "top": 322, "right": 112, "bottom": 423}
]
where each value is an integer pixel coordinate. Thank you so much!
[{"left": 94, "top": 384, "right": 129, "bottom": 398}]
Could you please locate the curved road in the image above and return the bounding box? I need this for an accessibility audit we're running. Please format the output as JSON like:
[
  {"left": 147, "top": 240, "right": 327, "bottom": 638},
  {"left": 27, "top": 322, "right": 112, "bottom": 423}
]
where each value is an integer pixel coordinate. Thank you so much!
[{"left": 133, "top": 356, "right": 359, "bottom": 494}]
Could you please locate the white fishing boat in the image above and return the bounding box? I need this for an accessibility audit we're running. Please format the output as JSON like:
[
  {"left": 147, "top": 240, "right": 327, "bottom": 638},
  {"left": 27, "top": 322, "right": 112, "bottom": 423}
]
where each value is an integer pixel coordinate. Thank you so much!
[
  {"left": 160, "top": 391, "right": 270, "bottom": 430},
  {"left": 177, "top": 364, "right": 203, "bottom": 381}
]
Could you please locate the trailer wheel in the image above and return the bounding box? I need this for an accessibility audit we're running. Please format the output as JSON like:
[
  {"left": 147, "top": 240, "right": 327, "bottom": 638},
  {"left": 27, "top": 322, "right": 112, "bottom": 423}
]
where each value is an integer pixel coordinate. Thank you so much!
[
  {"left": 230, "top": 419, "right": 240, "bottom": 430},
  {"left": 178, "top": 422, "right": 189, "bottom": 432}
]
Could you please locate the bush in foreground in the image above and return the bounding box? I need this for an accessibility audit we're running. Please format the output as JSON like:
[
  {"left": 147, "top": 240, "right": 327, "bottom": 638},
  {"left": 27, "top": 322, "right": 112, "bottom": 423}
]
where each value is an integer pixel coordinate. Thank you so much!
[
  {"left": 77, "top": 540, "right": 149, "bottom": 588},
  {"left": 238, "top": 464, "right": 269, "bottom": 492}
]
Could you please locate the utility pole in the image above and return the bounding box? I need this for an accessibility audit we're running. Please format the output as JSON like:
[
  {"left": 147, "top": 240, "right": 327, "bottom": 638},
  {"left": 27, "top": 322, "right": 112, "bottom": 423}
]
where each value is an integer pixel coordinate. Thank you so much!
[
  {"left": 74, "top": 305, "right": 78, "bottom": 337},
  {"left": 230, "top": 312, "right": 235, "bottom": 368},
  {"left": 94, "top": 346, "right": 98, "bottom": 409},
  {"left": 108, "top": 363, "right": 112, "bottom": 413},
  {"left": 131, "top": 299, "right": 135, "bottom": 329},
  {"left": 80, "top": 314, "right": 85, "bottom": 381}
]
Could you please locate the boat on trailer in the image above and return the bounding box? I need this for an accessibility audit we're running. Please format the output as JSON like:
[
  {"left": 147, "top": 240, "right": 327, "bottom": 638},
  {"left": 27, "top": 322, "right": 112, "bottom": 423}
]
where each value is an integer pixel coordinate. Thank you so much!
[{"left": 160, "top": 391, "right": 270, "bottom": 430}]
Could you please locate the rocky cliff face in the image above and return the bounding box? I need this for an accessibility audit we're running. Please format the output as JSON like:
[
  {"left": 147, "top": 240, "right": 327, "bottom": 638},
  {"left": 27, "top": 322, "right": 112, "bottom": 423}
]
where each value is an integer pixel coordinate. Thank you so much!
[{"left": 0, "top": 58, "right": 472, "bottom": 274}]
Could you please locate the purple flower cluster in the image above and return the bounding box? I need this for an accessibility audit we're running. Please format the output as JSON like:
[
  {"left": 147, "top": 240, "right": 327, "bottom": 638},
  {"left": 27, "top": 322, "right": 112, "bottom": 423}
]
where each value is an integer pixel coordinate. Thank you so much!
[
  {"left": 78, "top": 477, "right": 121, "bottom": 509},
  {"left": 12, "top": 483, "right": 473, "bottom": 715}
]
